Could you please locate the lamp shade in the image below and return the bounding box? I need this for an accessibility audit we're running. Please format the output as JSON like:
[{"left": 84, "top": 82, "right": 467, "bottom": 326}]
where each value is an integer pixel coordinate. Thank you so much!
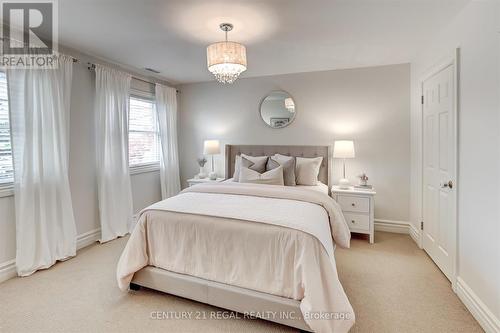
[
  {"left": 203, "top": 140, "right": 221, "bottom": 155},
  {"left": 207, "top": 42, "right": 247, "bottom": 84},
  {"left": 333, "top": 140, "right": 355, "bottom": 158}
]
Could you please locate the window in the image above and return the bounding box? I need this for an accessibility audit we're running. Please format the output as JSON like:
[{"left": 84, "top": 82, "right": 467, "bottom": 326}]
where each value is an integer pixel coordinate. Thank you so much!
[
  {"left": 0, "top": 72, "right": 13, "bottom": 187},
  {"left": 128, "top": 96, "right": 160, "bottom": 172}
]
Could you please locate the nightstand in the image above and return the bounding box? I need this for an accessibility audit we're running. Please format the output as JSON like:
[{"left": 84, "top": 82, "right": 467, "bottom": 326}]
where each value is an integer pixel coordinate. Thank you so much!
[
  {"left": 331, "top": 186, "right": 376, "bottom": 243},
  {"left": 187, "top": 177, "right": 225, "bottom": 187}
]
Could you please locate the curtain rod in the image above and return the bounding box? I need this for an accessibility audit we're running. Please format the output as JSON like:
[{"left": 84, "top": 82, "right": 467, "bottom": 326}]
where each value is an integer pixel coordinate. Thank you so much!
[
  {"left": 85, "top": 62, "right": 179, "bottom": 93},
  {"left": 0, "top": 38, "right": 179, "bottom": 93}
]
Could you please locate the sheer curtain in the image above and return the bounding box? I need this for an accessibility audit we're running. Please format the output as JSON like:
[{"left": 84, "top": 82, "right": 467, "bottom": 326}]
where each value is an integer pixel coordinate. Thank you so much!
[
  {"left": 95, "top": 65, "right": 134, "bottom": 242},
  {"left": 7, "top": 55, "right": 76, "bottom": 276},
  {"left": 155, "top": 84, "right": 180, "bottom": 199}
]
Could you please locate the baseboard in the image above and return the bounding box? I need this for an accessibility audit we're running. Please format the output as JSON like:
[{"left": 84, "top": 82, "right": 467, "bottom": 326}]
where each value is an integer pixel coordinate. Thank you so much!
[
  {"left": 374, "top": 219, "right": 411, "bottom": 234},
  {"left": 374, "top": 219, "right": 421, "bottom": 247},
  {"left": 0, "top": 259, "right": 16, "bottom": 284},
  {"left": 456, "top": 277, "right": 500, "bottom": 333},
  {"left": 408, "top": 223, "right": 422, "bottom": 248},
  {"left": 76, "top": 228, "right": 101, "bottom": 250},
  {"left": 0, "top": 228, "right": 102, "bottom": 284}
]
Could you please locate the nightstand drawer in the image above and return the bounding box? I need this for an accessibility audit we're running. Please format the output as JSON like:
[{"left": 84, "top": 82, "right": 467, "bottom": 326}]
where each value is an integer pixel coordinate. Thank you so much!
[
  {"left": 337, "top": 195, "right": 370, "bottom": 213},
  {"left": 344, "top": 213, "right": 370, "bottom": 231}
]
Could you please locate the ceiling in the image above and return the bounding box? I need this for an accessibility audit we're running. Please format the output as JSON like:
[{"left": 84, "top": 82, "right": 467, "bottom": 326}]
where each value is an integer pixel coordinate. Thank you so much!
[{"left": 58, "top": 0, "right": 469, "bottom": 84}]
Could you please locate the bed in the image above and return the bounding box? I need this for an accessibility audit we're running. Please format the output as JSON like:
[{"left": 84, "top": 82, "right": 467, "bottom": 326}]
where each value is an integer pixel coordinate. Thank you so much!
[{"left": 117, "top": 145, "right": 354, "bottom": 333}]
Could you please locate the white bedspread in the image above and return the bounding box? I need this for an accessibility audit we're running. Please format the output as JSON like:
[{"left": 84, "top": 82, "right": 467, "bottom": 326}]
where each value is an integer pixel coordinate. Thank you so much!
[
  {"left": 117, "top": 182, "right": 354, "bottom": 333},
  {"left": 147, "top": 191, "right": 335, "bottom": 257}
]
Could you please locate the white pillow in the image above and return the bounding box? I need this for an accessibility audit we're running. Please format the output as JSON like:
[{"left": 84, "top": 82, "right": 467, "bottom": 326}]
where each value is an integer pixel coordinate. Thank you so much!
[
  {"left": 232, "top": 156, "right": 254, "bottom": 181},
  {"left": 239, "top": 166, "right": 284, "bottom": 185},
  {"left": 295, "top": 156, "right": 323, "bottom": 185}
]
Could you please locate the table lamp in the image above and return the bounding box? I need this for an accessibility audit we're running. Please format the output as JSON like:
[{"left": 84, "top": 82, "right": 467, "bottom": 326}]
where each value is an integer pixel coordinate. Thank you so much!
[
  {"left": 333, "top": 140, "right": 355, "bottom": 189},
  {"left": 203, "top": 140, "right": 221, "bottom": 180}
]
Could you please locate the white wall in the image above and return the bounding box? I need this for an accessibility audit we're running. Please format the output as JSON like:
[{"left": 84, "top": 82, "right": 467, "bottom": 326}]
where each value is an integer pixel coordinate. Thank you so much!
[
  {"left": 179, "top": 64, "right": 411, "bottom": 222},
  {"left": 410, "top": 0, "right": 500, "bottom": 328},
  {"left": 68, "top": 61, "right": 100, "bottom": 236},
  {"left": 0, "top": 47, "right": 163, "bottom": 278},
  {"left": 130, "top": 171, "right": 161, "bottom": 213},
  {"left": 0, "top": 196, "right": 15, "bottom": 264}
]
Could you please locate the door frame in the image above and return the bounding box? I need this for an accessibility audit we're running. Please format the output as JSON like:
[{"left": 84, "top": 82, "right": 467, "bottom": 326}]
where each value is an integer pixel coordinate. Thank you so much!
[{"left": 418, "top": 48, "right": 460, "bottom": 290}]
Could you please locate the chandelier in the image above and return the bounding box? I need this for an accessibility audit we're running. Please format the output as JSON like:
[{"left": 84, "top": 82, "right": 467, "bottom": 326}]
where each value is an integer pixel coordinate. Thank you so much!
[
  {"left": 207, "top": 23, "right": 247, "bottom": 84},
  {"left": 284, "top": 97, "right": 295, "bottom": 112}
]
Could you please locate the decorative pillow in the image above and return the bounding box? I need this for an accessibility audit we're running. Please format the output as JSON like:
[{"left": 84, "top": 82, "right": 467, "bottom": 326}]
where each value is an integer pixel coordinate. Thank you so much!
[
  {"left": 240, "top": 154, "right": 268, "bottom": 173},
  {"left": 295, "top": 156, "right": 323, "bottom": 185},
  {"left": 239, "top": 166, "right": 284, "bottom": 186},
  {"left": 232, "top": 156, "right": 255, "bottom": 181},
  {"left": 266, "top": 154, "right": 296, "bottom": 186}
]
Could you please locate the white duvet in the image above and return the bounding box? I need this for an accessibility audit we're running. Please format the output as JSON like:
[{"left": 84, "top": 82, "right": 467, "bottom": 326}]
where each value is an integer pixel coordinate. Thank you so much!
[{"left": 117, "top": 182, "right": 354, "bottom": 333}]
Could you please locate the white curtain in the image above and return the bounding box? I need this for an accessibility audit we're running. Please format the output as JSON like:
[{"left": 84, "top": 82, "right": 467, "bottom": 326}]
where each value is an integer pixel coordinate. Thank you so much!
[
  {"left": 7, "top": 55, "right": 76, "bottom": 276},
  {"left": 155, "top": 84, "right": 180, "bottom": 199},
  {"left": 95, "top": 65, "right": 134, "bottom": 242}
]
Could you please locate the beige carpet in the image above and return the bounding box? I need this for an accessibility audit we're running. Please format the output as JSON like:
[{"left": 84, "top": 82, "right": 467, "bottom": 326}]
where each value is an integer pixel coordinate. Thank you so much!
[{"left": 0, "top": 232, "right": 481, "bottom": 333}]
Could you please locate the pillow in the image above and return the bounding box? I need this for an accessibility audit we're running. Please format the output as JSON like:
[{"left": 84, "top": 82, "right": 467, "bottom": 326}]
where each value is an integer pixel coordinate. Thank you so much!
[
  {"left": 232, "top": 156, "right": 255, "bottom": 181},
  {"left": 266, "top": 154, "right": 296, "bottom": 186},
  {"left": 239, "top": 166, "right": 284, "bottom": 185},
  {"left": 241, "top": 154, "right": 268, "bottom": 173},
  {"left": 295, "top": 156, "right": 323, "bottom": 185}
]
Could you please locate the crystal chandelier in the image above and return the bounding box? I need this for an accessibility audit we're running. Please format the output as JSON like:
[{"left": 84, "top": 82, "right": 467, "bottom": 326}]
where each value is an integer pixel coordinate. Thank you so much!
[
  {"left": 207, "top": 23, "right": 247, "bottom": 84},
  {"left": 284, "top": 97, "right": 295, "bottom": 112}
]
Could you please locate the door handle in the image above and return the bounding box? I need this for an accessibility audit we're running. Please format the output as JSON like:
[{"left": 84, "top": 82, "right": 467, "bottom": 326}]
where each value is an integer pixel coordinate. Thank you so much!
[{"left": 441, "top": 180, "right": 453, "bottom": 189}]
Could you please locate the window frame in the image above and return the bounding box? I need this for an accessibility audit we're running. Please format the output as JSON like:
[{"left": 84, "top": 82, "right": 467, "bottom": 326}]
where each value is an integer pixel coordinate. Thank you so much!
[
  {"left": 0, "top": 70, "right": 14, "bottom": 197},
  {"left": 0, "top": 184, "right": 14, "bottom": 198},
  {"left": 128, "top": 90, "right": 160, "bottom": 175}
]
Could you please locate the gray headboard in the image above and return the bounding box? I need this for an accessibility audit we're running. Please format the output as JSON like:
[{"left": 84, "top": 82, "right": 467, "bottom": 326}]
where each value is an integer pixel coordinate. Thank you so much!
[{"left": 225, "top": 145, "right": 332, "bottom": 186}]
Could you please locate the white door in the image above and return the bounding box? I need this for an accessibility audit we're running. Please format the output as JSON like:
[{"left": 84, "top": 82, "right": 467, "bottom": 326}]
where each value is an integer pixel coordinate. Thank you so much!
[{"left": 422, "top": 64, "right": 456, "bottom": 281}]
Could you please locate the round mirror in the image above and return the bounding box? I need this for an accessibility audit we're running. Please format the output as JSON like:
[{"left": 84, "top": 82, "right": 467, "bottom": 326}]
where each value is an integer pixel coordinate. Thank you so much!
[{"left": 259, "top": 91, "right": 296, "bottom": 129}]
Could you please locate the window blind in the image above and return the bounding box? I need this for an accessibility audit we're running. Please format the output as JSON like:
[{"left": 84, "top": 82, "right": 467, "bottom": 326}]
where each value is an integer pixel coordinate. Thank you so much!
[{"left": 129, "top": 96, "right": 160, "bottom": 167}]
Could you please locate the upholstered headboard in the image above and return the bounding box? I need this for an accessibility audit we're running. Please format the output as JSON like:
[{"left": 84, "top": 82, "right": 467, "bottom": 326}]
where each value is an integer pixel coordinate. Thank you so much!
[{"left": 225, "top": 145, "right": 332, "bottom": 186}]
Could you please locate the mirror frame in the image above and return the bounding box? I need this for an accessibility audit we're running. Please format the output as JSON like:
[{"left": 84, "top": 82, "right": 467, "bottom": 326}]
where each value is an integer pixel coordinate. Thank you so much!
[{"left": 258, "top": 90, "right": 297, "bottom": 129}]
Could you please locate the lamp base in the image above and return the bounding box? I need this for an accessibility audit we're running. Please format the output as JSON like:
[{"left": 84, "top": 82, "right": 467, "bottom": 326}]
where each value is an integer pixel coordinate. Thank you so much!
[
  {"left": 338, "top": 178, "right": 351, "bottom": 189},
  {"left": 209, "top": 172, "right": 217, "bottom": 180}
]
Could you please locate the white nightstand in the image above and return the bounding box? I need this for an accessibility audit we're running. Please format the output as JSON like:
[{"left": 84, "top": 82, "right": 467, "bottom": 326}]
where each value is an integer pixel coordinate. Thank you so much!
[
  {"left": 187, "top": 177, "right": 225, "bottom": 187},
  {"left": 331, "top": 186, "right": 376, "bottom": 243}
]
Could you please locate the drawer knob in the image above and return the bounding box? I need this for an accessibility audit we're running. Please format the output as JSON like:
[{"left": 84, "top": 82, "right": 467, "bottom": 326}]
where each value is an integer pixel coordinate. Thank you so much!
[
  {"left": 351, "top": 220, "right": 355, "bottom": 224},
  {"left": 351, "top": 203, "right": 356, "bottom": 206}
]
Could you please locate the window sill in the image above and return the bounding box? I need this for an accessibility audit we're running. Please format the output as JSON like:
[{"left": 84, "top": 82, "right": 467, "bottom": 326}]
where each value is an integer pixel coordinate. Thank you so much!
[
  {"left": 130, "top": 163, "right": 160, "bottom": 175},
  {"left": 0, "top": 184, "right": 14, "bottom": 198}
]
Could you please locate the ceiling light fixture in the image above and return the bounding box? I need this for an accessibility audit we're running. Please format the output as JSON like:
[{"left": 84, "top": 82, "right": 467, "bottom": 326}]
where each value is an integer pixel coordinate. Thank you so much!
[
  {"left": 284, "top": 97, "right": 295, "bottom": 112},
  {"left": 207, "top": 23, "right": 247, "bottom": 84}
]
